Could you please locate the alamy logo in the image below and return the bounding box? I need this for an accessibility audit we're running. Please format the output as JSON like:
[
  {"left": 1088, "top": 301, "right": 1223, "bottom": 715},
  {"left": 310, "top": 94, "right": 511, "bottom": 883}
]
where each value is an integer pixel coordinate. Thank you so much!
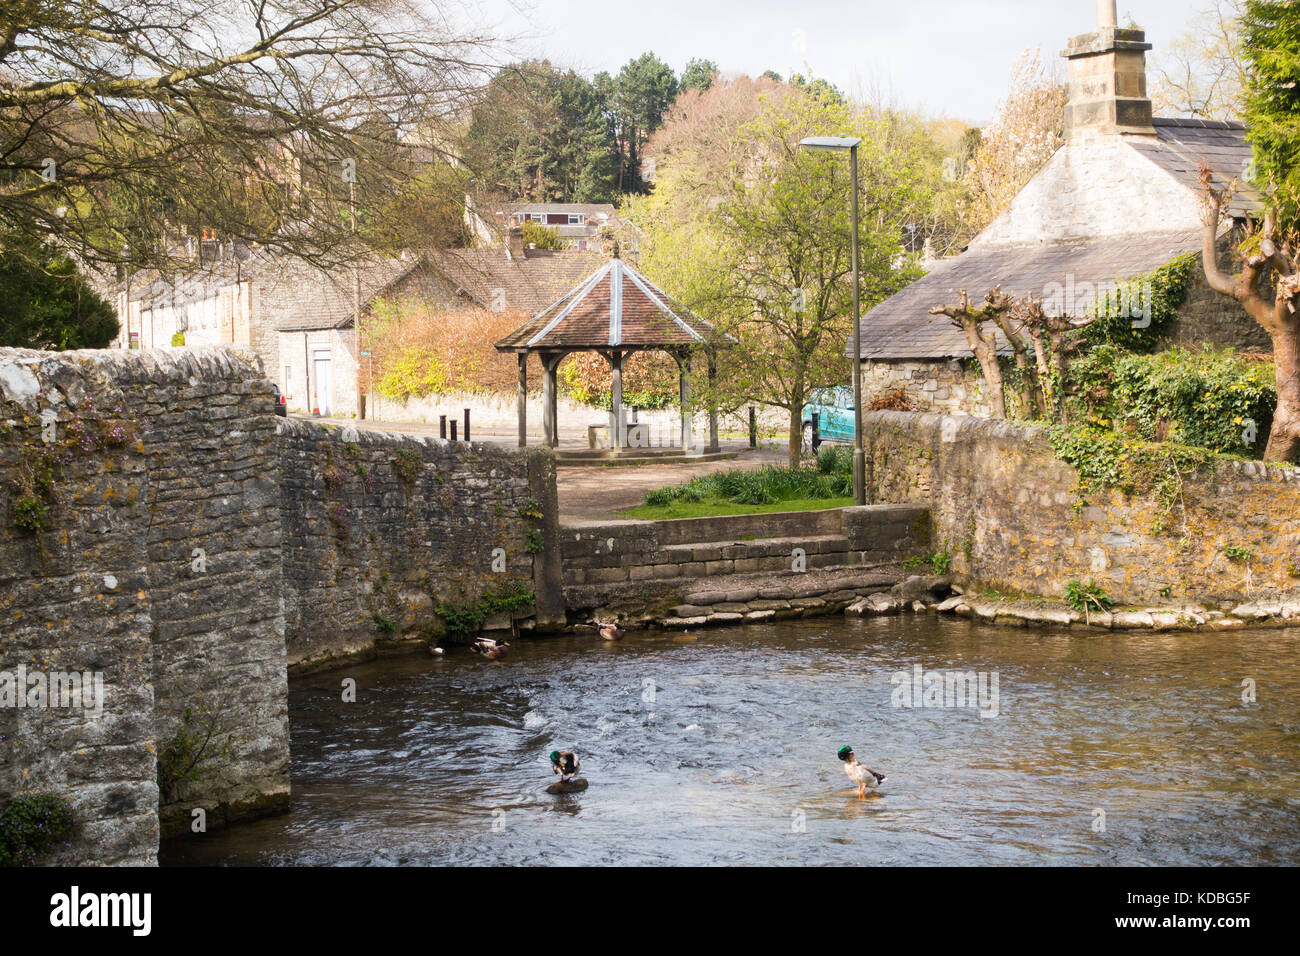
[
  {"left": 49, "top": 886, "right": 151, "bottom": 936},
  {"left": 0, "top": 667, "right": 104, "bottom": 718},
  {"left": 1041, "top": 277, "right": 1153, "bottom": 328},
  {"left": 890, "top": 664, "right": 1000, "bottom": 718}
]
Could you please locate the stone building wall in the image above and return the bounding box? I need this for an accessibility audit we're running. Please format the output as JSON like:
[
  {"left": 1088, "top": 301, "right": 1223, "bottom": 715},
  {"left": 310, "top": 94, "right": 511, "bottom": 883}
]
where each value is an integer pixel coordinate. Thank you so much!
[
  {"left": 0, "top": 346, "right": 289, "bottom": 864},
  {"left": 277, "top": 419, "right": 563, "bottom": 672},
  {"left": 861, "top": 411, "right": 1300, "bottom": 605}
]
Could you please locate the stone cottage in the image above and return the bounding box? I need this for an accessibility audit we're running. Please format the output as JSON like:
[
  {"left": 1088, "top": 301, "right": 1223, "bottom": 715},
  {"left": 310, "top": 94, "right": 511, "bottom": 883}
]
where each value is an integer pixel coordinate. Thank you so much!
[
  {"left": 114, "top": 242, "right": 603, "bottom": 417},
  {"left": 856, "top": 1, "right": 1266, "bottom": 415}
]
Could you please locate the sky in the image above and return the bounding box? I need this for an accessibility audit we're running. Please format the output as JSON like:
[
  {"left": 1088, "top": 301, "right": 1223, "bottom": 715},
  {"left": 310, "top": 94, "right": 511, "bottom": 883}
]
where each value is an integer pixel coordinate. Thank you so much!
[{"left": 462, "top": 0, "right": 1210, "bottom": 124}]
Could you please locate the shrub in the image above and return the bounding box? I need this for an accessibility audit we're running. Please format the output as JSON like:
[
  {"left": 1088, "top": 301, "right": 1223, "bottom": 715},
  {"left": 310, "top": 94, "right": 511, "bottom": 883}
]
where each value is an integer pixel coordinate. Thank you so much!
[
  {"left": 0, "top": 793, "right": 76, "bottom": 866},
  {"left": 1066, "top": 346, "right": 1275, "bottom": 458},
  {"left": 644, "top": 455, "right": 852, "bottom": 507},
  {"left": 1064, "top": 578, "right": 1113, "bottom": 613}
]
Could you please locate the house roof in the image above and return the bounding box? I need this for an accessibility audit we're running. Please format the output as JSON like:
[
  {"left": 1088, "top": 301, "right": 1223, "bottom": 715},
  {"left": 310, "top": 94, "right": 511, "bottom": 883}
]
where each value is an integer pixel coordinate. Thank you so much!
[
  {"left": 1133, "top": 118, "right": 1263, "bottom": 218},
  {"left": 428, "top": 248, "right": 608, "bottom": 317},
  {"left": 494, "top": 257, "right": 727, "bottom": 352},
  {"left": 271, "top": 256, "right": 423, "bottom": 332},
  {"left": 855, "top": 230, "right": 1203, "bottom": 360},
  {"left": 853, "top": 117, "right": 1259, "bottom": 361}
]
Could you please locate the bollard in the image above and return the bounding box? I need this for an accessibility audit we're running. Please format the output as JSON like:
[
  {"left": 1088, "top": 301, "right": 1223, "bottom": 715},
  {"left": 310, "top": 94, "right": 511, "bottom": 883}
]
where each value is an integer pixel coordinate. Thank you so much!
[
  {"left": 450, "top": 420, "right": 457, "bottom": 441},
  {"left": 811, "top": 411, "right": 821, "bottom": 452},
  {"left": 439, "top": 415, "right": 447, "bottom": 440},
  {"left": 631, "top": 405, "right": 639, "bottom": 423},
  {"left": 748, "top": 405, "right": 757, "bottom": 448},
  {"left": 464, "top": 408, "right": 470, "bottom": 443}
]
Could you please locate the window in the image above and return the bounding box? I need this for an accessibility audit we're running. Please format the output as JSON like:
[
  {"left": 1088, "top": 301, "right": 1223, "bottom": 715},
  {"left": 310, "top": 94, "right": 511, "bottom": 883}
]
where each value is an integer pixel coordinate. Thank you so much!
[{"left": 568, "top": 214, "right": 585, "bottom": 224}]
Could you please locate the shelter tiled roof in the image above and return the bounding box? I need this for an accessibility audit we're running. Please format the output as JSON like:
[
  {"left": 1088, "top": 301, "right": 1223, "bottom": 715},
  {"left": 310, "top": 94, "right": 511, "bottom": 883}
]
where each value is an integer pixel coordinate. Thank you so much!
[{"left": 495, "top": 257, "right": 726, "bottom": 352}]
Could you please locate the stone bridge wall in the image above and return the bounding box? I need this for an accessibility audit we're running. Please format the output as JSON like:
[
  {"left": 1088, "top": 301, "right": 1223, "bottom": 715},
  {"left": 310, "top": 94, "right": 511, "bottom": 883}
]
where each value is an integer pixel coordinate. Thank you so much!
[{"left": 0, "top": 346, "right": 287, "bottom": 865}]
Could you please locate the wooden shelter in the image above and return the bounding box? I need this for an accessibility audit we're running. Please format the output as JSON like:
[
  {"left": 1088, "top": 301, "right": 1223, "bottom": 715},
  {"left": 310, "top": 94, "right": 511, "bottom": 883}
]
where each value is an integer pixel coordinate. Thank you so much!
[{"left": 495, "top": 256, "right": 732, "bottom": 451}]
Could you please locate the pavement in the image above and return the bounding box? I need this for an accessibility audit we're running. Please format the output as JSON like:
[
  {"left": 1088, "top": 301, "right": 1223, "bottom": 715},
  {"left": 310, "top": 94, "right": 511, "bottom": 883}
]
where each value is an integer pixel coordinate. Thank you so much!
[{"left": 290, "top": 413, "right": 787, "bottom": 520}]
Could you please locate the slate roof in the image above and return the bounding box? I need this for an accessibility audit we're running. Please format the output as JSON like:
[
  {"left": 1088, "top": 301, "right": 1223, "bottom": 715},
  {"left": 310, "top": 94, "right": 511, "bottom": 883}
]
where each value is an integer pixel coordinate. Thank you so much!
[
  {"left": 495, "top": 257, "right": 727, "bottom": 352},
  {"left": 270, "top": 256, "right": 423, "bottom": 331},
  {"left": 1133, "top": 118, "right": 1263, "bottom": 218},
  {"left": 854, "top": 118, "right": 1260, "bottom": 361},
  {"left": 856, "top": 230, "right": 1202, "bottom": 360}
]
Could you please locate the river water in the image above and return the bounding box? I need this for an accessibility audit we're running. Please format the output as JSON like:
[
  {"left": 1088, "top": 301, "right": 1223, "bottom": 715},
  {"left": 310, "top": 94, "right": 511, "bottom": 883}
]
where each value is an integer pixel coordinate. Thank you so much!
[{"left": 162, "top": 616, "right": 1300, "bottom": 866}]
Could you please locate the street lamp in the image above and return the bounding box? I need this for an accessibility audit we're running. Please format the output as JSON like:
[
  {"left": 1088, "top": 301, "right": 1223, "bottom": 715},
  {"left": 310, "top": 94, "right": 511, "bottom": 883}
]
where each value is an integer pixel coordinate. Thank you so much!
[{"left": 800, "top": 135, "right": 865, "bottom": 505}]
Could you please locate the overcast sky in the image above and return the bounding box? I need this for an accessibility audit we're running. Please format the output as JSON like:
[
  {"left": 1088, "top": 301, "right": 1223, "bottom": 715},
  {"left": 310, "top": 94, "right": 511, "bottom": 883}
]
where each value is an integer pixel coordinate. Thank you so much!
[{"left": 465, "top": 0, "right": 1210, "bottom": 124}]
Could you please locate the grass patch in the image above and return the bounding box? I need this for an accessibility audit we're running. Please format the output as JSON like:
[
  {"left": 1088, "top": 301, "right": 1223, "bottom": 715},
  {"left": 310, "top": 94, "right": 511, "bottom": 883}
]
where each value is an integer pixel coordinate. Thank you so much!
[{"left": 622, "top": 496, "right": 854, "bottom": 520}]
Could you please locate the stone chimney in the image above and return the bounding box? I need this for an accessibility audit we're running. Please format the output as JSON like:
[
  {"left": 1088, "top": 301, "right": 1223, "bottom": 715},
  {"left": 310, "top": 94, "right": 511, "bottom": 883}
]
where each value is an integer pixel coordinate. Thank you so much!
[
  {"left": 1062, "top": 0, "right": 1156, "bottom": 144},
  {"left": 505, "top": 225, "right": 525, "bottom": 261}
]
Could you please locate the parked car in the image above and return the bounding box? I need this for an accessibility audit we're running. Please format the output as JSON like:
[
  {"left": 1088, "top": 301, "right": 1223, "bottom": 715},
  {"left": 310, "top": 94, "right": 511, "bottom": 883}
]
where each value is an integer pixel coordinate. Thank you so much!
[
  {"left": 272, "top": 384, "right": 288, "bottom": 417},
  {"left": 801, "top": 384, "right": 855, "bottom": 455}
]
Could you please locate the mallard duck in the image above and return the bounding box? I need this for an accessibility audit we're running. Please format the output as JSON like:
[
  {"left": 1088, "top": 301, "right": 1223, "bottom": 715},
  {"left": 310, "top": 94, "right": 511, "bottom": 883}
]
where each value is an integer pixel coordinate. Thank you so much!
[
  {"left": 471, "top": 638, "right": 510, "bottom": 660},
  {"left": 550, "top": 750, "right": 581, "bottom": 782},
  {"left": 596, "top": 620, "right": 625, "bottom": 641},
  {"left": 837, "top": 745, "right": 886, "bottom": 797}
]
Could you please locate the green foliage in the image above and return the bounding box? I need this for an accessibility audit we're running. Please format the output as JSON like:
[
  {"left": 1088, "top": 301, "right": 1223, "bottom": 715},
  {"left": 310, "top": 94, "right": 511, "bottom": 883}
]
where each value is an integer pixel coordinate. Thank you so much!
[
  {"left": 4, "top": 398, "right": 139, "bottom": 534},
  {"left": 525, "top": 528, "right": 545, "bottom": 554},
  {"left": 393, "top": 449, "right": 421, "bottom": 485},
  {"left": 902, "top": 550, "right": 952, "bottom": 575},
  {"left": 646, "top": 455, "right": 852, "bottom": 508},
  {"left": 679, "top": 58, "right": 719, "bottom": 93},
  {"left": 1066, "top": 346, "right": 1275, "bottom": 457},
  {"left": 435, "top": 581, "right": 536, "bottom": 636},
  {"left": 1223, "top": 544, "right": 1254, "bottom": 562},
  {"left": 1064, "top": 578, "right": 1113, "bottom": 613},
  {"left": 372, "top": 614, "right": 397, "bottom": 633},
  {"left": 1242, "top": 0, "right": 1300, "bottom": 227},
  {"left": 1049, "top": 424, "right": 1218, "bottom": 534},
  {"left": 517, "top": 496, "right": 544, "bottom": 519},
  {"left": 0, "top": 233, "right": 119, "bottom": 349},
  {"left": 520, "top": 219, "right": 566, "bottom": 250},
  {"left": 374, "top": 346, "right": 453, "bottom": 400},
  {"left": 1071, "top": 254, "right": 1197, "bottom": 353},
  {"left": 464, "top": 59, "right": 622, "bottom": 202},
  {"left": 157, "top": 698, "right": 239, "bottom": 804},
  {"left": 0, "top": 793, "right": 76, "bottom": 866}
]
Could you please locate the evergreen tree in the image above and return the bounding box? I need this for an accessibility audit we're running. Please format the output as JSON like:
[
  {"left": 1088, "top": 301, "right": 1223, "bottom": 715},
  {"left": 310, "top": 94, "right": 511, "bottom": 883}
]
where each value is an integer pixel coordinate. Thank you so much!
[{"left": 0, "top": 235, "right": 119, "bottom": 349}]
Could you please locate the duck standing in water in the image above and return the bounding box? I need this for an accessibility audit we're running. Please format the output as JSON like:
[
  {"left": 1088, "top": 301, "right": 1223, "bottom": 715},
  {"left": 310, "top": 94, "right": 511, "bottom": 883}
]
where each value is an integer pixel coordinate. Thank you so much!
[
  {"left": 837, "top": 745, "right": 886, "bottom": 798},
  {"left": 471, "top": 638, "right": 510, "bottom": 660},
  {"left": 596, "top": 620, "right": 625, "bottom": 641}
]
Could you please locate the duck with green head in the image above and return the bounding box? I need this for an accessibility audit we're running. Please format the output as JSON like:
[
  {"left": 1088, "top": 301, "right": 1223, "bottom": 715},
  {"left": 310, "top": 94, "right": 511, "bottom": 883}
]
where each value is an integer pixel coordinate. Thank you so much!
[
  {"left": 837, "top": 745, "right": 885, "bottom": 798},
  {"left": 550, "top": 750, "right": 580, "bottom": 782}
]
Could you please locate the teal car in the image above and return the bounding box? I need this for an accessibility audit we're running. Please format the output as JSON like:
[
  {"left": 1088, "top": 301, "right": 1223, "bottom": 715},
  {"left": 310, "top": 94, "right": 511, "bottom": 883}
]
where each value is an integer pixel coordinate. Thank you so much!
[{"left": 801, "top": 384, "right": 855, "bottom": 455}]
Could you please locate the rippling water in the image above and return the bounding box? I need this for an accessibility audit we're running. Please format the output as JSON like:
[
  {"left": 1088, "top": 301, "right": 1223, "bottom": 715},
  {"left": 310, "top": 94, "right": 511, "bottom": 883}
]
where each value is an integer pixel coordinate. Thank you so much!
[{"left": 162, "top": 616, "right": 1300, "bottom": 866}]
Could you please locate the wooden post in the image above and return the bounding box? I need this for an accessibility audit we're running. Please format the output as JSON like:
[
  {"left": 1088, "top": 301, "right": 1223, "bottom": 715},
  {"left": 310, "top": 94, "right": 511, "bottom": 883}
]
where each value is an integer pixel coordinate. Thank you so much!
[
  {"left": 706, "top": 352, "right": 719, "bottom": 453},
  {"left": 517, "top": 353, "right": 527, "bottom": 447},
  {"left": 678, "top": 351, "right": 692, "bottom": 451},
  {"left": 542, "top": 353, "right": 561, "bottom": 448},
  {"left": 609, "top": 350, "right": 624, "bottom": 450}
]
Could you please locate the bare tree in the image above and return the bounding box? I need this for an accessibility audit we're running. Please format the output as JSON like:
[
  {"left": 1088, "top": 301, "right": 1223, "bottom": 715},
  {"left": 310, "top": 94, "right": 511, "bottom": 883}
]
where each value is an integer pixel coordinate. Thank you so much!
[
  {"left": 1149, "top": 0, "right": 1246, "bottom": 121},
  {"left": 0, "top": 1, "right": 498, "bottom": 275},
  {"left": 930, "top": 287, "right": 1013, "bottom": 419},
  {"left": 1200, "top": 164, "right": 1300, "bottom": 462}
]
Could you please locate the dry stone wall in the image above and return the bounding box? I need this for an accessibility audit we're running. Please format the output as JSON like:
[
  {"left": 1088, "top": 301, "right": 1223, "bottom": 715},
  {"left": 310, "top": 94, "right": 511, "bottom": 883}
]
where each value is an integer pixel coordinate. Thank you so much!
[{"left": 862, "top": 411, "right": 1300, "bottom": 606}]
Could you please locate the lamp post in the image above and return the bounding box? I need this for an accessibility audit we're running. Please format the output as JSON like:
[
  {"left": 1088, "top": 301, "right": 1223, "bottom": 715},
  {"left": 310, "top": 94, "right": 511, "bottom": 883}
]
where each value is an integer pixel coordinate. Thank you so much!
[{"left": 799, "top": 135, "right": 865, "bottom": 505}]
